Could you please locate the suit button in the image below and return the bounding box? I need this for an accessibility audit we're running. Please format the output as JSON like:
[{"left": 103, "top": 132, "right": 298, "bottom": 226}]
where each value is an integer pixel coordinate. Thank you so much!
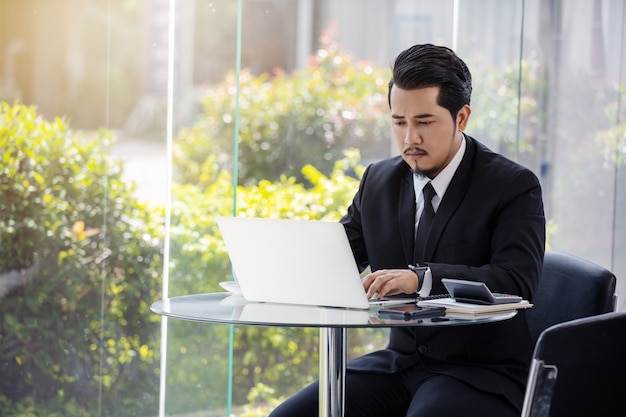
[{"left": 417, "top": 345, "right": 428, "bottom": 354}]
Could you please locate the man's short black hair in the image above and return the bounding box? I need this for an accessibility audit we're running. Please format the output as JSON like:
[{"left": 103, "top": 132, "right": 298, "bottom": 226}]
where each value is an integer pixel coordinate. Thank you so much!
[{"left": 388, "top": 44, "right": 472, "bottom": 121}]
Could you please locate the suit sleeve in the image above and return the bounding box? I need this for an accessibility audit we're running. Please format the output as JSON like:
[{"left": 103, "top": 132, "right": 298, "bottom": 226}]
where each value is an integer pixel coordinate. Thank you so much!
[{"left": 340, "top": 164, "right": 371, "bottom": 273}]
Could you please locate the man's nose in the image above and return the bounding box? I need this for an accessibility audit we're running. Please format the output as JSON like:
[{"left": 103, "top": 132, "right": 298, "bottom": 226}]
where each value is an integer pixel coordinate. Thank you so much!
[{"left": 404, "top": 127, "right": 423, "bottom": 145}]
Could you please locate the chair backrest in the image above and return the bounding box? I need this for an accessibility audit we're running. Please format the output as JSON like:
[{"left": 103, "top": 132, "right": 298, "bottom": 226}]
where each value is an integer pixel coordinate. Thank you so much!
[
  {"left": 526, "top": 251, "right": 616, "bottom": 344},
  {"left": 521, "top": 312, "right": 626, "bottom": 417}
]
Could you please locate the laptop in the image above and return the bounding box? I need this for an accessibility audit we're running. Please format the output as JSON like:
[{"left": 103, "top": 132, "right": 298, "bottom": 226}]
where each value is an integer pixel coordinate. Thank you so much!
[{"left": 216, "top": 216, "right": 416, "bottom": 310}]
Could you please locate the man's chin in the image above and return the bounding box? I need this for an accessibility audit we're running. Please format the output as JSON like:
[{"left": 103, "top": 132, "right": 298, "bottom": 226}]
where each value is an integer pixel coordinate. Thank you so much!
[
  {"left": 402, "top": 156, "right": 437, "bottom": 178},
  {"left": 410, "top": 165, "right": 438, "bottom": 179}
]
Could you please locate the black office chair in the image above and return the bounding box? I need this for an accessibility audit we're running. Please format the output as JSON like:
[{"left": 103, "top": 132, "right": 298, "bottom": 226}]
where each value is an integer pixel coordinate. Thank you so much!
[
  {"left": 521, "top": 312, "right": 626, "bottom": 417},
  {"left": 526, "top": 251, "right": 617, "bottom": 344}
]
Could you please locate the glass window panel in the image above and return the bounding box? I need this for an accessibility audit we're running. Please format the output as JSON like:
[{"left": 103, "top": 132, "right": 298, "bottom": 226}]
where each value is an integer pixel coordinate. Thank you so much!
[
  {"left": 1, "top": 1, "right": 166, "bottom": 416},
  {"left": 523, "top": 0, "right": 623, "bottom": 303}
]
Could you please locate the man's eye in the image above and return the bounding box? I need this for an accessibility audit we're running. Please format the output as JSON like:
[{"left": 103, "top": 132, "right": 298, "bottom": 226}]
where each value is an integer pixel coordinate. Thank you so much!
[{"left": 418, "top": 121, "right": 433, "bottom": 125}]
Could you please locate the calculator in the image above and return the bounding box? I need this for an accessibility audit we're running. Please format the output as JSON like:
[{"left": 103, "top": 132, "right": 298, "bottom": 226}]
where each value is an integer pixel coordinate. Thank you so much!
[{"left": 441, "top": 278, "right": 523, "bottom": 305}]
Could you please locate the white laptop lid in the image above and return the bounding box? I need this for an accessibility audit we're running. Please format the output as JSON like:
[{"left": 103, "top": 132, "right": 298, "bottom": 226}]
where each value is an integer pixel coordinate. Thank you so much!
[{"left": 216, "top": 216, "right": 371, "bottom": 309}]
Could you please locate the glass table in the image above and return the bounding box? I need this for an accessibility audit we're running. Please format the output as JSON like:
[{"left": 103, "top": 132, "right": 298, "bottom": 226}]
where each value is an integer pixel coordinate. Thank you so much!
[{"left": 151, "top": 292, "right": 516, "bottom": 417}]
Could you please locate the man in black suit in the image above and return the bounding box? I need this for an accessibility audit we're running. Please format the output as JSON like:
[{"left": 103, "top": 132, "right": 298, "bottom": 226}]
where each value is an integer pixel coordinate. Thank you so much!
[{"left": 269, "top": 44, "right": 545, "bottom": 417}]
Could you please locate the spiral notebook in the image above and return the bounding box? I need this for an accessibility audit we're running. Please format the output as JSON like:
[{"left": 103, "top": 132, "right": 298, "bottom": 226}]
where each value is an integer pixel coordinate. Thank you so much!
[{"left": 216, "top": 216, "right": 415, "bottom": 310}]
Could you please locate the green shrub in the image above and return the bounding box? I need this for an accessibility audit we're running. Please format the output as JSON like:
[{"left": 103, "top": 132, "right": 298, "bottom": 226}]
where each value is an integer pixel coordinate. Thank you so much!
[
  {"left": 468, "top": 58, "right": 543, "bottom": 165},
  {"left": 0, "top": 103, "right": 164, "bottom": 416},
  {"left": 173, "top": 40, "right": 390, "bottom": 186}
]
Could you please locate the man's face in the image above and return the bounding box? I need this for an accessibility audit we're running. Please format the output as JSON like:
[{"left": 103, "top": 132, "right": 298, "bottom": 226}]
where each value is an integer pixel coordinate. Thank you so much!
[{"left": 390, "top": 85, "right": 470, "bottom": 178}]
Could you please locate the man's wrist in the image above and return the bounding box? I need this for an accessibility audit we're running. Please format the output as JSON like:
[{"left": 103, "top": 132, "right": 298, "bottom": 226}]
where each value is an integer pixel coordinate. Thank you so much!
[{"left": 408, "top": 264, "right": 429, "bottom": 292}]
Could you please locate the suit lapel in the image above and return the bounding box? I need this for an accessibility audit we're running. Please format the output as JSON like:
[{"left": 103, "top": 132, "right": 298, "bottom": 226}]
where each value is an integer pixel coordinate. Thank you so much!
[
  {"left": 398, "top": 169, "right": 416, "bottom": 264},
  {"left": 422, "top": 137, "right": 477, "bottom": 262}
]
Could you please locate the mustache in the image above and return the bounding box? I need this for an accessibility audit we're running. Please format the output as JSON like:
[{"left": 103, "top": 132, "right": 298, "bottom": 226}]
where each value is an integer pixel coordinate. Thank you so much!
[{"left": 403, "top": 146, "right": 427, "bottom": 155}]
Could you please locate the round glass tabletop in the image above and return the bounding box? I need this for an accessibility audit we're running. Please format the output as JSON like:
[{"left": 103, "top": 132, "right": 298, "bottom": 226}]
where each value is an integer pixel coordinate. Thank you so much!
[{"left": 151, "top": 292, "right": 516, "bottom": 328}]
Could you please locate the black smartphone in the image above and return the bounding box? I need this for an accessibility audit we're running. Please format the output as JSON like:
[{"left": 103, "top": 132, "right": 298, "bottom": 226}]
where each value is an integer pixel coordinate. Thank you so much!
[{"left": 378, "top": 305, "right": 446, "bottom": 320}]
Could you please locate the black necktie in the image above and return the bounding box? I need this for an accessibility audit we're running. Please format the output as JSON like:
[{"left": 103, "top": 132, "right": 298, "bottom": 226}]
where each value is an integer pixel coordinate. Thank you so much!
[{"left": 414, "top": 182, "right": 436, "bottom": 263}]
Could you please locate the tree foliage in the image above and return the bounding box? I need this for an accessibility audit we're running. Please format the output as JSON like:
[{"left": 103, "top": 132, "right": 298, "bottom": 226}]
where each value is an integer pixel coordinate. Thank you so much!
[{"left": 466, "top": 58, "right": 544, "bottom": 173}]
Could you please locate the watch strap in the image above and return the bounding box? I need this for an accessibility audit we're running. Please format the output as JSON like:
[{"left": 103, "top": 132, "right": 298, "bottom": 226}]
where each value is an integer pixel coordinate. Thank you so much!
[{"left": 408, "top": 264, "right": 429, "bottom": 292}]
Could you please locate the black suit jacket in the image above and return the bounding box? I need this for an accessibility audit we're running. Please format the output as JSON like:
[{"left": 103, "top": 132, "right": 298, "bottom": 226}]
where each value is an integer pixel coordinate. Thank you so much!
[{"left": 341, "top": 135, "right": 545, "bottom": 411}]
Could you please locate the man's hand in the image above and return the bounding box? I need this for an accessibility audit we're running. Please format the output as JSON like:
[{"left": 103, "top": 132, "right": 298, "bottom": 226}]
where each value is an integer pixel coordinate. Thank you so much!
[{"left": 362, "top": 269, "right": 419, "bottom": 299}]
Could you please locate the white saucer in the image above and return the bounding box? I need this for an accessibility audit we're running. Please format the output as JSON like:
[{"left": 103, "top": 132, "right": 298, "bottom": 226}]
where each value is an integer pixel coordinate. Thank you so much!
[{"left": 219, "top": 281, "right": 243, "bottom": 296}]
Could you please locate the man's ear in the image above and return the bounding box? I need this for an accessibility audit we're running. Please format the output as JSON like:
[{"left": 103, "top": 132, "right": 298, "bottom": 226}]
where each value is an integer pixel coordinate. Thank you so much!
[{"left": 456, "top": 105, "right": 471, "bottom": 132}]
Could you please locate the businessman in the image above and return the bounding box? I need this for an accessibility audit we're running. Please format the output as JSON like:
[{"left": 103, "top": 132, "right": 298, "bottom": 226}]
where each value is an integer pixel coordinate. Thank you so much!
[{"left": 269, "top": 44, "right": 545, "bottom": 417}]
